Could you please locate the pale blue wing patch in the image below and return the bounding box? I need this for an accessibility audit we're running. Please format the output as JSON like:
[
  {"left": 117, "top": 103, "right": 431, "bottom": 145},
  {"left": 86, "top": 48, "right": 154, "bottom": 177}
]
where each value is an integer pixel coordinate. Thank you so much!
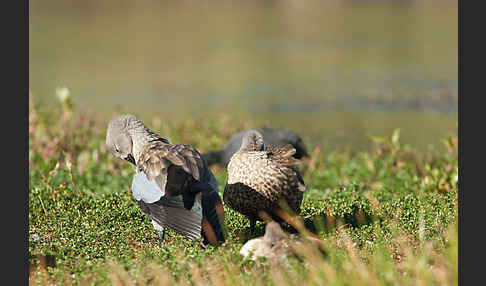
[
  {"left": 132, "top": 170, "right": 203, "bottom": 217},
  {"left": 131, "top": 171, "right": 165, "bottom": 203}
]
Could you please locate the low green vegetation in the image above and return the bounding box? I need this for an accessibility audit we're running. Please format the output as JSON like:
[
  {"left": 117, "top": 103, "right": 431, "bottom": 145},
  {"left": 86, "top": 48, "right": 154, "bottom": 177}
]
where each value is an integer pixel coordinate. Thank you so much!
[{"left": 29, "top": 92, "right": 458, "bottom": 285}]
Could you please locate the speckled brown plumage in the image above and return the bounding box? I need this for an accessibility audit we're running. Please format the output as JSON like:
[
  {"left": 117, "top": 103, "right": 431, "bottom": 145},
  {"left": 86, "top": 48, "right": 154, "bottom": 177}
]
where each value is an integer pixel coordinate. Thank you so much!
[{"left": 224, "top": 130, "right": 305, "bottom": 231}]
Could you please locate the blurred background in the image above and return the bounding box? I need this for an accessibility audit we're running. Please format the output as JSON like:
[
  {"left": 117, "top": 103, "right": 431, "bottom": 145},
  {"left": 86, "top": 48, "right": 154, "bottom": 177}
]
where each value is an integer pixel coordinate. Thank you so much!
[{"left": 29, "top": 0, "right": 457, "bottom": 152}]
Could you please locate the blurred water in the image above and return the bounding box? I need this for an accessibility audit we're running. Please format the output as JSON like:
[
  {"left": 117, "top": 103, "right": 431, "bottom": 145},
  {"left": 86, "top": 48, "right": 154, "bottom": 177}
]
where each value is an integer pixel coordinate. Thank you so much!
[{"left": 29, "top": 0, "right": 457, "bottom": 151}]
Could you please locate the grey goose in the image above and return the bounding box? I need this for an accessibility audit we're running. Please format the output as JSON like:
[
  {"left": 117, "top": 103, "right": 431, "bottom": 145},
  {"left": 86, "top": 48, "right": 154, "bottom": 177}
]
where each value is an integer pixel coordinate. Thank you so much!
[{"left": 106, "top": 114, "right": 225, "bottom": 247}]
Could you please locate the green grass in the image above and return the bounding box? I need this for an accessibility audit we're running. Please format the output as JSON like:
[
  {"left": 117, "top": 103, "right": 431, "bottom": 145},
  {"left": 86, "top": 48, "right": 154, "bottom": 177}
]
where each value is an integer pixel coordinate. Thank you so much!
[{"left": 29, "top": 93, "right": 458, "bottom": 285}]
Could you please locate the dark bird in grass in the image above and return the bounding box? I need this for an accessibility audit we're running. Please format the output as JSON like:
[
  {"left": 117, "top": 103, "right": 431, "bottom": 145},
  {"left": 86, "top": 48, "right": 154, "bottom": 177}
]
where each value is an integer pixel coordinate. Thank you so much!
[
  {"left": 223, "top": 130, "right": 306, "bottom": 234},
  {"left": 202, "top": 127, "right": 308, "bottom": 167},
  {"left": 106, "top": 114, "right": 225, "bottom": 247}
]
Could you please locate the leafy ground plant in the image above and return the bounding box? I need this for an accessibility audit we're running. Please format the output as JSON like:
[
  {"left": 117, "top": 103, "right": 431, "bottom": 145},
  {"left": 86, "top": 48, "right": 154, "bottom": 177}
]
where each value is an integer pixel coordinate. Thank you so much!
[{"left": 29, "top": 91, "right": 458, "bottom": 285}]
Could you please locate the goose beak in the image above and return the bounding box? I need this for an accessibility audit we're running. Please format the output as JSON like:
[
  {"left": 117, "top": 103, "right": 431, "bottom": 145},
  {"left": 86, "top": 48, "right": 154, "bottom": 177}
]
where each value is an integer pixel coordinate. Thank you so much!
[{"left": 124, "top": 154, "right": 136, "bottom": 165}]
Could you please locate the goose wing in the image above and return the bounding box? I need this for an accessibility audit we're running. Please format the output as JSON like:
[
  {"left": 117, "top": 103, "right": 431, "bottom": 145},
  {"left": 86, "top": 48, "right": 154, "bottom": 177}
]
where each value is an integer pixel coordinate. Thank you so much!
[
  {"left": 137, "top": 142, "right": 204, "bottom": 197},
  {"left": 137, "top": 141, "right": 226, "bottom": 246}
]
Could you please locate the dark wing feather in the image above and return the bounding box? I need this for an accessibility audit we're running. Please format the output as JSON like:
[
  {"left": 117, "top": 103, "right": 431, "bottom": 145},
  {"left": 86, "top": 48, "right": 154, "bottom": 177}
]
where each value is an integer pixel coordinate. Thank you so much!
[
  {"left": 295, "top": 169, "right": 306, "bottom": 192},
  {"left": 136, "top": 198, "right": 202, "bottom": 241},
  {"left": 136, "top": 200, "right": 151, "bottom": 216},
  {"left": 201, "top": 189, "right": 226, "bottom": 246}
]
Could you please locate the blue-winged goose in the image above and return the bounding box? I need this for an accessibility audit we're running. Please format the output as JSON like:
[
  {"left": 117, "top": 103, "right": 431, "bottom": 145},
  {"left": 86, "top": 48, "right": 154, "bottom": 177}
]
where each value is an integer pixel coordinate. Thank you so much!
[{"left": 106, "top": 114, "right": 225, "bottom": 247}]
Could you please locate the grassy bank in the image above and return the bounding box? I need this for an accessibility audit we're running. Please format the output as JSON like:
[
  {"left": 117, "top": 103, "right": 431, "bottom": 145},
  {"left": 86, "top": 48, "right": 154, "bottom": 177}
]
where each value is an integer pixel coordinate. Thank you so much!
[{"left": 28, "top": 93, "right": 458, "bottom": 285}]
